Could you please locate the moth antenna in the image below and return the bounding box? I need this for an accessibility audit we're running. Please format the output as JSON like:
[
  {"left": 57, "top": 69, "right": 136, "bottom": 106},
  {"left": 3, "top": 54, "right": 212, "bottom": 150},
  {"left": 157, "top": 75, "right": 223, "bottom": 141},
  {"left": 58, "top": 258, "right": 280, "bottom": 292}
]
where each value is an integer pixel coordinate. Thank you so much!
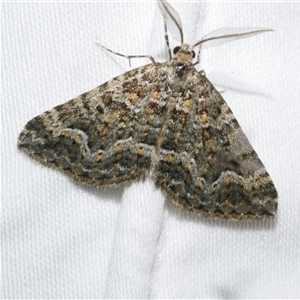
[
  {"left": 157, "top": 0, "right": 183, "bottom": 43},
  {"left": 193, "top": 28, "right": 273, "bottom": 65},
  {"left": 164, "top": 21, "right": 172, "bottom": 59}
]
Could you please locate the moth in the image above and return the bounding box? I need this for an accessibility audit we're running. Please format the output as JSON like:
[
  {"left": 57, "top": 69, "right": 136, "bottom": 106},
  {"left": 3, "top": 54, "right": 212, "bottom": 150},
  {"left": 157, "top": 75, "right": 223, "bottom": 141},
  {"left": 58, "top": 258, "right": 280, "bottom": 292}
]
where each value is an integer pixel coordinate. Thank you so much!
[{"left": 18, "top": 0, "right": 278, "bottom": 219}]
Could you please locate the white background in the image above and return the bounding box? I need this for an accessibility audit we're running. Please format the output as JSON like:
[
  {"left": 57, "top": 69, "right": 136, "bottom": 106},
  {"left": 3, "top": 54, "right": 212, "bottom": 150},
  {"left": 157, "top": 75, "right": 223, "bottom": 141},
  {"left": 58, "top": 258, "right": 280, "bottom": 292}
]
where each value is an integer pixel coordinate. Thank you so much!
[{"left": 2, "top": 1, "right": 300, "bottom": 298}]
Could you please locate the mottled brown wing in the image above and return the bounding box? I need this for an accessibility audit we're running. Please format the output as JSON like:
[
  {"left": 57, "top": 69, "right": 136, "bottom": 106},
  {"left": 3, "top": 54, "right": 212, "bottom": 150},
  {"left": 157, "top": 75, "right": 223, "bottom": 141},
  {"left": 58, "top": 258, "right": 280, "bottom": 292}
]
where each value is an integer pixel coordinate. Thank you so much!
[
  {"left": 18, "top": 64, "right": 167, "bottom": 188},
  {"left": 153, "top": 66, "right": 278, "bottom": 219}
]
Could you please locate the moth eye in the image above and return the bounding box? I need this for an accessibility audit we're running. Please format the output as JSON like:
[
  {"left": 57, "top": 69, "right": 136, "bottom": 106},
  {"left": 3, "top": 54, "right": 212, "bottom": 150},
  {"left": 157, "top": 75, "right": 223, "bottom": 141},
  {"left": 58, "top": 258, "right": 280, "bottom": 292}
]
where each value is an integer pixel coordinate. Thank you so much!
[
  {"left": 173, "top": 46, "right": 181, "bottom": 55},
  {"left": 192, "top": 50, "right": 195, "bottom": 58}
]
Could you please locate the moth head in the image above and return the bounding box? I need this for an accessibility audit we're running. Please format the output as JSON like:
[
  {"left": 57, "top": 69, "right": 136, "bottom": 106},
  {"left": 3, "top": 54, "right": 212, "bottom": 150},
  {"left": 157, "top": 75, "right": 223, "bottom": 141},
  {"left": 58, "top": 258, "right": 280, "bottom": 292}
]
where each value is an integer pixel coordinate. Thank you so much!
[{"left": 173, "top": 44, "right": 195, "bottom": 60}]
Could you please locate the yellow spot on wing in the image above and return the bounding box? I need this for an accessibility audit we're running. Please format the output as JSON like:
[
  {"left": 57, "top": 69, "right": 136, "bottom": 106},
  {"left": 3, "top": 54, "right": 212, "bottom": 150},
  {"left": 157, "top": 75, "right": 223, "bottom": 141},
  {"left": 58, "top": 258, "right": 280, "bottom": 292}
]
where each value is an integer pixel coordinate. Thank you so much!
[
  {"left": 82, "top": 149, "right": 87, "bottom": 157},
  {"left": 187, "top": 162, "right": 194, "bottom": 172},
  {"left": 74, "top": 135, "right": 81, "bottom": 143},
  {"left": 95, "top": 153, "right": 103, "bottom": 162},
  {"left": 128, "top": 93, "right": 139, "bottom": 104},
  {"left": 200, "top": 111, "right": 209, "bottom": 124},
  {"left": 183, "top": 99, "right": 192, "bottom": 112},
  {"left": 225, "top": 175, "right": 231, "bottom": 185},
  {"left": 115, "top": 143, "right": 122, "bottom": 153},
  {"left": 105, "top": 112, "right": 118, "bottom": 125},
  {"left": 165, "top": 153, "right": 175, "bottom": 163},
  {"left": 137, "top": 146, "right": 145, "bottom": 156}
]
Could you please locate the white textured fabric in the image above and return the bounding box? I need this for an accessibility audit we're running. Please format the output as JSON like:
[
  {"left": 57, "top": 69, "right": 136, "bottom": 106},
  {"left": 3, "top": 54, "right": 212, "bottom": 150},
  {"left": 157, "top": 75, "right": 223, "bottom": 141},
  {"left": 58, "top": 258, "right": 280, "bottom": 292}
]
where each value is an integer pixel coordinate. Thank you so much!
[{"left": 2, "top": 2, "right": 300, "bottom": 299}]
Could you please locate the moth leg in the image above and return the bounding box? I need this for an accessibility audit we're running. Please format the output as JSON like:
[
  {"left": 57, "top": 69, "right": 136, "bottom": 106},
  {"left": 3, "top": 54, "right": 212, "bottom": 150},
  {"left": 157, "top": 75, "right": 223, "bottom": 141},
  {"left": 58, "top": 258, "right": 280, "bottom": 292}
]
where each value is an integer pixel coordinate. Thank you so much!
[{"left": 95, "top": 41, "right": 156, "bottom": 65}]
